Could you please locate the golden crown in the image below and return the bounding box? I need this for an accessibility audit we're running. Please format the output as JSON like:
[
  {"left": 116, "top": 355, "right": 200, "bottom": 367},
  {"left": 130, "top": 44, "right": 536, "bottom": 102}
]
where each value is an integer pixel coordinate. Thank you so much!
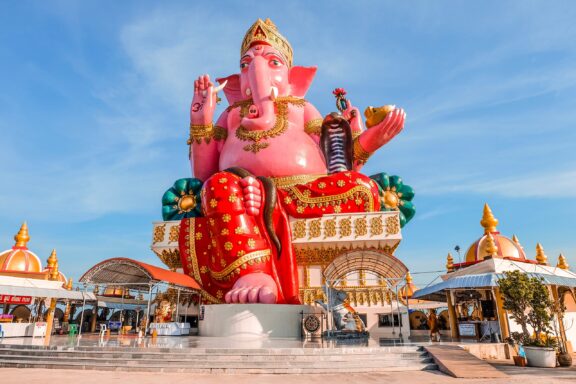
[{"left": 241, "top": 18, "right": 293, "bottom": 67}]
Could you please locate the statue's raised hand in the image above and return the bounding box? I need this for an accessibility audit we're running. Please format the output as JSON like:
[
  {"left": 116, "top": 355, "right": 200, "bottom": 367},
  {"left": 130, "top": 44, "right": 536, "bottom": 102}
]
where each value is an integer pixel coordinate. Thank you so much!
[{"left": 190, "top": 74, "right": 217, "bottom": 125}]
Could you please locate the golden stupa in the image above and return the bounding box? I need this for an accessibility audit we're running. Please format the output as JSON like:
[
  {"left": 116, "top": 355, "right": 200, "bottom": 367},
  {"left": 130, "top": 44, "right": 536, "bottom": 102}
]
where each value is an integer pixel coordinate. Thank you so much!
[
  {"left": 464, "top": 204, "right": 527, "bottom": 263},
  {"left": 0, "top": 222, "right": 43, "bottom": 274}
]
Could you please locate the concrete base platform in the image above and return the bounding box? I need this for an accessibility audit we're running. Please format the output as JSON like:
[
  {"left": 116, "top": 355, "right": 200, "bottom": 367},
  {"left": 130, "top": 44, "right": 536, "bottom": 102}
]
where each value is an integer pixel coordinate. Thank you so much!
[{"left": 199, "top": 304, "right": 318, "bottom": 338}]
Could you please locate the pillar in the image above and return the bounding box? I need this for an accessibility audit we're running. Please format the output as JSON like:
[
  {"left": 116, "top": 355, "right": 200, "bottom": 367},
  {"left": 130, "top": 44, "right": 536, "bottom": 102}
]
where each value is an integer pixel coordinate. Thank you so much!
[
  {"left": 43, "top": 298, "right": 57, "bottom": 346},
  {"left": 90, "top": 303, "right": 98, "bottom": 333},
  {"left": 446, "top": 290, "right": 459, "bottom": 339},
  {"left": 493, "top": 288, "right": 510, "bottom": 341}
]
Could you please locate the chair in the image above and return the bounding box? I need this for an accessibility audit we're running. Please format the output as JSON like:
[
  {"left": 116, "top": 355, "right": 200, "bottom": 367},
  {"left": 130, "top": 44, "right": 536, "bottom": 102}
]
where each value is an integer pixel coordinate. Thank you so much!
[
  {"left": 68, "top": 324, "right": 78, "bottom": 336},
  {"left": 99, "top": 323, "right": 107, "bottom": 339}
]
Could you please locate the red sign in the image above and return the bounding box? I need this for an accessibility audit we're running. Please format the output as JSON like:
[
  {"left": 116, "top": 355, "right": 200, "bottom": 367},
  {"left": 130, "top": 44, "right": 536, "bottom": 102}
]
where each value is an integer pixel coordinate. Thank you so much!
[{"left": 0, "top": 295, "right": 32, "bottom": 304}]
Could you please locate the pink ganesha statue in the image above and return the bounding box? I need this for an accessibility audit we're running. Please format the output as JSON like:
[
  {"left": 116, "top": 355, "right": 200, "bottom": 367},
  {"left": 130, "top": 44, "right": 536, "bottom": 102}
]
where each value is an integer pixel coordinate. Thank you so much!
[{"left": 177, "top": 19, "right": 406, "bottom": 305}]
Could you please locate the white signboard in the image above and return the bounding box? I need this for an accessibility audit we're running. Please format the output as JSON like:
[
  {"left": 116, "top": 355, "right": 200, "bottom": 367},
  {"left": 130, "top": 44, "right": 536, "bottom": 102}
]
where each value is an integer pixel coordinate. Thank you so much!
[
  {"left": 458, "top": 323, "right": 477, "bottom": 338},
  {"left": 33, "top": 322, "right": 47, "bottom": 338}
]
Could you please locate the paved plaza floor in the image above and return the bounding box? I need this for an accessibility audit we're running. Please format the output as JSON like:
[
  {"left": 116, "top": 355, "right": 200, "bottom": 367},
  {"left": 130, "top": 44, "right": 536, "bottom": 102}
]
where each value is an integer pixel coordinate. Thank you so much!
[{"left": 2, "top": 368, "right": 575, "bottom": 384}]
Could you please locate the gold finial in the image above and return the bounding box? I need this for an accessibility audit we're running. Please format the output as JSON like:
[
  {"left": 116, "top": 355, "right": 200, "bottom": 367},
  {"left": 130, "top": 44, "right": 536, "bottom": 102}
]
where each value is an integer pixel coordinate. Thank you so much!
[
  {"left": 241, "top": 19, "right": 293, "bottom": 67},
  {"left": 14, "top": 222, "right": 30, "bottom": 248},
  {"left": 446, "top": 253, "right": 454, "bottom": 272},
  {"left": 557, "top": 253, "right": 569, "bottom": 270},
  {"left": 405, "top": 271, "right": 413, "bottom": 283},
  {"left": 93, "top": 285, "right": 100, "bottom": 295},
  {"left": 484, "top": 233, "right": 498, "bottom": 259},
  {"left": 480, "top": 203, "right": 499, "bottom": 234},
  {"left": 535, "top": 243, "right": 548, "bottom": 265},
  {"left": 65, "top": 278, "right": 73, "bottom": 290},
  {"left": 47, "top": 249, "right": 59, "bottom": 281}
]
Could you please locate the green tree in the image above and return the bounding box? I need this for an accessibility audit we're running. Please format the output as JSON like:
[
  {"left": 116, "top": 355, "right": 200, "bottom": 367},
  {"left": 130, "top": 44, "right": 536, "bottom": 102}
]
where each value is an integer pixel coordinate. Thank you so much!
[{"left": 498, "top": 270, "right": 555, "bottom": 346}]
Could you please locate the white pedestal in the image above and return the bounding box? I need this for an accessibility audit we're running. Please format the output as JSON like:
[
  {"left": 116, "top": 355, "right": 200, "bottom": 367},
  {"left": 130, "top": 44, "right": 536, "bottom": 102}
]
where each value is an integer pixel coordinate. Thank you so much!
[{"left": 199, "top": 304, "right": 316, "bottom": 338}]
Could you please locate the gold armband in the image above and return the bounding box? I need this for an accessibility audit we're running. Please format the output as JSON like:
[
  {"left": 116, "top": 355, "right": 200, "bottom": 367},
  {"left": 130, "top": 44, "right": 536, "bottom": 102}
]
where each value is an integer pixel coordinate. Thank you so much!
[
  {"left": 304, "top": 118, "right": 323, "bottom": 135},
  {"left": 353, "top": 137, "right": 372, "bottom": 165},
  {"left": 188, "top": 123, "right": 228, "bottom": 144}
]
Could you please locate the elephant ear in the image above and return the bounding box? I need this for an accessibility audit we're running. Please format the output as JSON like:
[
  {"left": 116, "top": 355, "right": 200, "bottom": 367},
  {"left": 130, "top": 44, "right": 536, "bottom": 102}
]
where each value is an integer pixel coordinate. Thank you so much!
[
  {"left": 216, "top": 74, "right": 242, "bottom": 105},
  {"left": 289, "top": 66, "right": 317, "bottom": 98}
]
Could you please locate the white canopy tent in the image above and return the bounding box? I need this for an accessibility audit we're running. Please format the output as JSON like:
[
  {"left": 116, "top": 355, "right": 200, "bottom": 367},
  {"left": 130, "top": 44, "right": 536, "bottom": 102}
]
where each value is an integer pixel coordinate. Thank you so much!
[{"left": 0, "top": 275, "right": 96, "bottom": 300}]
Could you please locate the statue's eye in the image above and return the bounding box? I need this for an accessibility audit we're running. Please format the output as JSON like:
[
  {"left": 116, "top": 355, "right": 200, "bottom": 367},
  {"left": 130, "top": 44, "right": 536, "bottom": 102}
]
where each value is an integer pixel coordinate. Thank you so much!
[
  {"left": 240, "top": 62, "right": 249, "bottom": 69},
  {"left": 270, "top": 59, "right": 282, "bottom": 67}
]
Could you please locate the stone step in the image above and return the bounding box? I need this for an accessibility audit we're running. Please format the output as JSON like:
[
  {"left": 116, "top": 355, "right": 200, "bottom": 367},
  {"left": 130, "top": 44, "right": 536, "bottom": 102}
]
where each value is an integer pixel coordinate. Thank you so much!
[
  {"left": 0, "top": 348, "right": 427, "bottom": 360},
  {"left": 0, "top": 359, "right": 439, "bottom": 373},
  {"left": 0, "top": 344, "right": 423, "bottom": 355},
  {"left": 0, "top": 352, "right": 433, "bottom": 365}
]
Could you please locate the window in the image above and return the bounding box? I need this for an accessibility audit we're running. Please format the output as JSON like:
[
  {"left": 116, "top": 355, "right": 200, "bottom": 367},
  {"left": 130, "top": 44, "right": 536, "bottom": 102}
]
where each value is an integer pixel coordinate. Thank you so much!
[{"left": 378, "top": 313, "right": 402, "bottom": 327}]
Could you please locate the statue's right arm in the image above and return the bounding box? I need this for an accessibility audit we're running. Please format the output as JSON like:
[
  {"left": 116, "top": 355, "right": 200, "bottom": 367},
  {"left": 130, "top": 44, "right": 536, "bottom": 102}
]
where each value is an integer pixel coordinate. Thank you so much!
[
  {"left": 189, "top": 74, "right": 226, "bottom": 181},
  {"left": 190, "top": 110, "right": 228, "bottom": 181}
]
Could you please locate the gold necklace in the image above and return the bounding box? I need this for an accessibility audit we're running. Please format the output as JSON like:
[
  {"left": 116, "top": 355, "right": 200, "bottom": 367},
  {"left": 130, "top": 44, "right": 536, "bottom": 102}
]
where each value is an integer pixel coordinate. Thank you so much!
[{"left": 233, "top": 97, "right": 306, "bottom": 153}]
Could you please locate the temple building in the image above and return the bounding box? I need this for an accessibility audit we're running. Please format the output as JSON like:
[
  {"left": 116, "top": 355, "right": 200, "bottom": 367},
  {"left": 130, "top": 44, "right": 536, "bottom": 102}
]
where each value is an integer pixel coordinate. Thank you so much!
[{"left": 413, "top": 204, "right": 576, "bottom": 350}]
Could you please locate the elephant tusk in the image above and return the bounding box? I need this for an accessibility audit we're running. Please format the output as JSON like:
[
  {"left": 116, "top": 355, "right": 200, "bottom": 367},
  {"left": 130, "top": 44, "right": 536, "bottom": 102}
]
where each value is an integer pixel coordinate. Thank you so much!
[
  {"left": 202, "top": 79, "right": 228, "bottom": 97},
  {"left": 270, "top": 86, "right": 278, "bottom": 101}
]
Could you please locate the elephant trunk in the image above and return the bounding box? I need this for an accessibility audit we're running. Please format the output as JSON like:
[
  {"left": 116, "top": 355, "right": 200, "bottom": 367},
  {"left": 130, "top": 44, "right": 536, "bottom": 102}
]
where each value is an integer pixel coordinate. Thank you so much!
[{"left": 241, "top": 56, "right": 277, "bottom": 131}]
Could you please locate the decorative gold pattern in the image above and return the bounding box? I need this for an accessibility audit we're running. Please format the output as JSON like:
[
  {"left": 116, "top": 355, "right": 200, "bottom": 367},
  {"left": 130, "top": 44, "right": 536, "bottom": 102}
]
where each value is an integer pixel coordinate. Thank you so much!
[
  {"left": 234, "top": 98, "right": 304, "bottom": 153},
  {"left": 285, "top": 185, "right": 375, "bottom": 212},
  {"left": 241, "top": 18, "right": 293, "bottom": 67},
  {"left": 446, "top": 252, "right": 454, "bottom": 272},
  {"left": 354, "top": 217, "right": 367, "bottom": 238},
  {"left": 213, "top": 126, "right": 228, "bottom": 141},
  {"left": 272, "top": 174, "right": 325, "bottom": 188},
  {"left": 153, "top": 224, "right": 166, "bottom": 244},
  {"left": 309, "top": 219, "right": 321, "bottom": 239},
  {"left": 209, "top": 249, "right": 271, "bottom": 280},
  {"left": 152, "top": 249, "right": 182, "bottom": 271},
  {"left": 299, "top": 286, "right": 394, "bottom": 307},
  {"left": 168, "top": 225, "right": 180, "bottom": 242},
  {"left": 353, "top": 137, "right": 372, "bottom": 164},
  {"left": 304, "top": 118, "right": 323, "bottom": 135},
  {"left": 324, "top": 217, "right": 337, "bottom": 238},
  {"left": 340, "top": 218, "right": 352, "bottom": 238},
  {"left": 370, "top": 216, "right": 384, "bottom": 236},
  {"left": 293, "top": 220, "right": 306, "bottom": 239},
  {"left": 385, "top": 216, "right": 400, "bottom": 235}
]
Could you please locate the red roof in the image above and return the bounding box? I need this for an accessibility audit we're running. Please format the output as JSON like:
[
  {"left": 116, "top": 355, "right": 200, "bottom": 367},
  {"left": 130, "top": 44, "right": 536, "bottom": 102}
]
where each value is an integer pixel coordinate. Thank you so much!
[{"left": 80, "top": 257, "right": 201, "bottom": 291}]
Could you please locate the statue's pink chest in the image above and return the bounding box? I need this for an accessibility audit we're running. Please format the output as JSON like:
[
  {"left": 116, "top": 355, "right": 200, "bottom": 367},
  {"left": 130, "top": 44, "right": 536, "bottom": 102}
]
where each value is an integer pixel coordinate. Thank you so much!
[{"left": 219, "top": 107, "right": 327, "bottom": 177}]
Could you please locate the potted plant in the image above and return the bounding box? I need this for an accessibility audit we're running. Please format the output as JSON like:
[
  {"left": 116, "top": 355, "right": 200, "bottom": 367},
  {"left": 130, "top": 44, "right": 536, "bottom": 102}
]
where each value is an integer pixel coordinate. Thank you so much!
[{"left": 498, "top": 271, "right": 557, "bottom": 368}]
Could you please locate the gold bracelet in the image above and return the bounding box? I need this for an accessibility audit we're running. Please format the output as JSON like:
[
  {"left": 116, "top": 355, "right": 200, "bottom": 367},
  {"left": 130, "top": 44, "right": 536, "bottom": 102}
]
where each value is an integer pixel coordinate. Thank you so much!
[
  {"left": 188, "top": 123, "right": 213, "bottom": 145},
  {"left": 304, "top": 118, "right": 323, "bottom": 135},
  {"left": 353, "top": 137, "right": 372, "bottom": 164}
]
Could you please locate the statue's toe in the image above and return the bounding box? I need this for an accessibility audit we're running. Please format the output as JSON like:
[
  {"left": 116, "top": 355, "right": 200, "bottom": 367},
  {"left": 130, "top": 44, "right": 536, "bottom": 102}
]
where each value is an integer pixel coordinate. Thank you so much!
[
  {"left": 238, "top": 288, "right": 250, "bottom": 303},
  {"left": 258, "top": 286, "right": 276, "bottom": 304},
  {"left": 248, "top": 287, "right": 260, "bottom": 303}
]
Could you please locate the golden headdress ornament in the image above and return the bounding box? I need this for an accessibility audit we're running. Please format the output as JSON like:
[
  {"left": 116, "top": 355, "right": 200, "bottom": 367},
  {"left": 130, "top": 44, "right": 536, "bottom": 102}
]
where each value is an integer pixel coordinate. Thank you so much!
[{"left": 241, "top": 18, "right": 293, "bottom": 67}]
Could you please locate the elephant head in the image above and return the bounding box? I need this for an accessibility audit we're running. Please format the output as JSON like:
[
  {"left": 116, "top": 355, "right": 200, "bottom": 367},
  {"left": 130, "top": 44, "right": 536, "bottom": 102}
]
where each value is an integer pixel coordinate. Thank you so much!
[{"left": 217, "top": 43, "right": 317, "bottom": 131}]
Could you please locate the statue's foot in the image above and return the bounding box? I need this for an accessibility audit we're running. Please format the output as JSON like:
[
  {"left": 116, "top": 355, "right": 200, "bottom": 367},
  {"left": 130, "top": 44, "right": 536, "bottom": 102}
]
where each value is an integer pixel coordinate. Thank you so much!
[{"left": 224, "top": 272, "right": 278, "bottom": 304}]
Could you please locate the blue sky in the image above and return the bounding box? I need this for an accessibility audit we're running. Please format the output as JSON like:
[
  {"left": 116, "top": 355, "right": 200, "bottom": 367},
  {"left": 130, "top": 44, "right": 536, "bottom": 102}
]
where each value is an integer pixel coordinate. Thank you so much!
[{"left": 1, "top": 1, "right": 575, "bottom": 287}]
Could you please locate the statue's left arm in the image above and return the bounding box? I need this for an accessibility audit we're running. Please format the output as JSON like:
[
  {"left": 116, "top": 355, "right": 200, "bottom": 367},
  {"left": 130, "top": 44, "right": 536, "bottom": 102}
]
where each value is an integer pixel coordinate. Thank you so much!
[{"left": 342, "top": 102, "right": 406, "bottom": 171}]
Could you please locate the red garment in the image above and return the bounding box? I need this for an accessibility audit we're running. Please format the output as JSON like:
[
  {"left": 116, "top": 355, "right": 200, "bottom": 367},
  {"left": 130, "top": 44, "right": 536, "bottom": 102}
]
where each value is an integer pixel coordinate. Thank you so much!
[{"left": 179, "top": 171, "right": 380, "bottom": 304}]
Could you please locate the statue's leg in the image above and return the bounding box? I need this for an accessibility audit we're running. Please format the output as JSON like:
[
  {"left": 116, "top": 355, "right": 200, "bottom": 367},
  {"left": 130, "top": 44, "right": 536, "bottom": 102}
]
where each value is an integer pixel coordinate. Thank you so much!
[{"left": 200, "top": 171, "right": 281, "bottom": 304}]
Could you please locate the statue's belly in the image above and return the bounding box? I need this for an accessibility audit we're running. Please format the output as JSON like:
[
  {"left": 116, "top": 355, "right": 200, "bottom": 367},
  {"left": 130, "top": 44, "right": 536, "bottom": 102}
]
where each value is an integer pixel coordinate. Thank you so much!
[{"left": 219, "top": 130, "right": 327, "bottom": 177}]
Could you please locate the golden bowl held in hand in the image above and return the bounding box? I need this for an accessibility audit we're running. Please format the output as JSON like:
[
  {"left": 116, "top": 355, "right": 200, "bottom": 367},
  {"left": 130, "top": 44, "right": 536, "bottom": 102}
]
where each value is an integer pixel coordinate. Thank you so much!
[{"left": 364, "top": 105, "right": 395, "bottom": 128}]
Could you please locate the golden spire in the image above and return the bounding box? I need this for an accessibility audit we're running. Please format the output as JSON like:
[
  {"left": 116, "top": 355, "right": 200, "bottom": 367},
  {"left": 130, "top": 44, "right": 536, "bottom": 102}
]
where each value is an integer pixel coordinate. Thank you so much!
[
  {"left": 14, "top": 222, "right": 30, "bottom": 248},
  {"left": 557, "top": 254, "right": 569, "bottom": 270},
  {"left": 535, "top": 243, "right": 548, "bottom": 265},
  {"left": 405, "top": 271, "right": 413, "bottom": 283},
  {"left": 480, "top": 203, "right": 499, "bottom": 234},
  {"left": 47, "top": 249, "right": 59, "bottom": 281},
  {"left": 484, "top": 233, "right": 498, "bottom": 259},
  {"left": 512, "top": 234, "right": 523, "bottom": 247},
  {"left": 446, "top": 252, "right": 454, "bottom": 272},
  {"left": 65, "top": 278, "right": 73, "bottom": 290}
]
